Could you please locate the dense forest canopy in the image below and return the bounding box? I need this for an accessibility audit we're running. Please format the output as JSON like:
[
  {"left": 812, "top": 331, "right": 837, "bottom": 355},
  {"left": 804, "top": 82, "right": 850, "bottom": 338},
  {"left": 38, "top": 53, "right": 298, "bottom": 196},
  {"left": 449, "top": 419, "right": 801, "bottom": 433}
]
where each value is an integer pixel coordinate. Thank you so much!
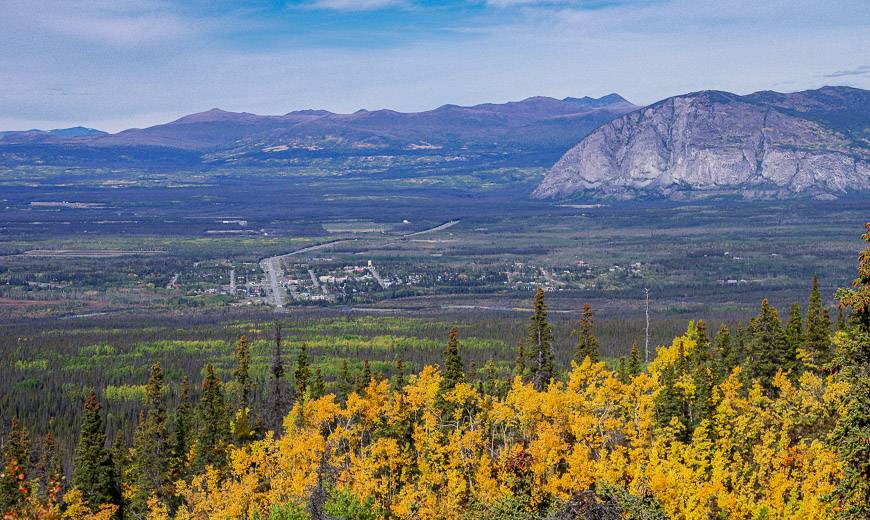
[{"left": 2, "top": 223, "right": 869, "bottom": 519}]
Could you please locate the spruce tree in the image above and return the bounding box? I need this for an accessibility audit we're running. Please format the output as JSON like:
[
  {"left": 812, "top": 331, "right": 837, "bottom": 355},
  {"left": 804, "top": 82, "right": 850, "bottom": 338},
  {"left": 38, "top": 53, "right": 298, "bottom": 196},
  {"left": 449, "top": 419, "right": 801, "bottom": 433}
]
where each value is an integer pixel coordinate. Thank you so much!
[
  {"left": 131, "top": 362, "right": 170, "bottom": 512},
  {"left": 513, "top": 342, "right": 527, "bottom": 381},
  {"left": 361, "top": 360, "right": 372, "bottom": 387},
  {"left": 233, "top": 335, "right": 253, "bottom": 409},
  {"left": 294, "top": 344, "right": 311, "bottom": 401},
  {"left": 746, "top": 299, "right": 790, "bottom": 386},
  {"left": 169, "top": 377, "right": 192, "bottom": 481},
  {"left": 692, "top": 320, "right": 712, "bottom": 369},
  {"left": 713, "top": 324, "right": 734, "bottom": 383},
  {"left": 575, "top": 303, "right": 599, "bottom": 363},
  {"left": 72, "top": 390, "right": 120, "bottom": 510},
  {"left": 311, "top": 368, "right": 325, "bottom": 399},
  {"left": 440, "top": 328, "right": 464, "bottom": 394},
  {"left": 0, "top": 417, "right": 31, "bottom": 513},
  {"left": 785, "top": 303, "right": 803, "bottom": 361},
  {"left": 268, "top": 322, "right": 289, "bottom": 432},
  {"left": 110, "top": 431, "right": 128, "bottom": 499},
  {"left": 391, "top": 359, "right": 405, "bottom": 393},
  {"left": 194, "top": 364, "right": 229, "bottom": 472},
  {"left": 628, "top": 342, "right": 642, "bottom": 377},
  {"left": 830, "top": 223, "right": 870, "bottom": 516},
  {"left": 803, "top": 275, "right": 832, "bottom": 370},
  {"left": 528, "top": 288, "right": 555, "bottom": 390},
  {"left": 337, "top": 360, "right": 352, "bottom": 400}
]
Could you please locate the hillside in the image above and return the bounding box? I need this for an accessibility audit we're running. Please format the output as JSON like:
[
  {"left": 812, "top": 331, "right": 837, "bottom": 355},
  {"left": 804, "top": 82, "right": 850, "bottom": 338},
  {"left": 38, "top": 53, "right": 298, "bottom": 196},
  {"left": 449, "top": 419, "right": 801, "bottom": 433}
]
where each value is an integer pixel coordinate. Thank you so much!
[{"left": 534, "top": 86, "right": 870, "bottom": 200}]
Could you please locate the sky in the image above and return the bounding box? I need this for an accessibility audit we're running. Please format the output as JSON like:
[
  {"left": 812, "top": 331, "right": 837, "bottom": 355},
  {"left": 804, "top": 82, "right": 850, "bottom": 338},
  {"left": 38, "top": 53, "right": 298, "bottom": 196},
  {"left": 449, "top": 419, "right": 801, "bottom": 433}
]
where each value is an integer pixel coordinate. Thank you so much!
[{"left": 1, "top": 0, "right": 868, "bottom": 132}]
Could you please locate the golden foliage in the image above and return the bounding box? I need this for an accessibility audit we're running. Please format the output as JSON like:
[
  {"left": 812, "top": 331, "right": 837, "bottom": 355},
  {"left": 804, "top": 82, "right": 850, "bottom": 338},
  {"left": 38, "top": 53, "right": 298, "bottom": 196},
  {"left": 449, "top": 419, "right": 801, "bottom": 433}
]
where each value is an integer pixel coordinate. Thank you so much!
[{"left": 159, "top": 329, "right": 844, "bottom": 519}]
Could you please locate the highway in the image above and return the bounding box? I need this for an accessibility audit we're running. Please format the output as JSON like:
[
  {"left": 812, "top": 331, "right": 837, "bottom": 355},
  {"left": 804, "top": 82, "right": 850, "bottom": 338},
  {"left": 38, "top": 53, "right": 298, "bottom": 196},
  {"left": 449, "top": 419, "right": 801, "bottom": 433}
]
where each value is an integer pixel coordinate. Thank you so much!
[{"left": 259, "top": 219, "right": 459, "bottom": 309}]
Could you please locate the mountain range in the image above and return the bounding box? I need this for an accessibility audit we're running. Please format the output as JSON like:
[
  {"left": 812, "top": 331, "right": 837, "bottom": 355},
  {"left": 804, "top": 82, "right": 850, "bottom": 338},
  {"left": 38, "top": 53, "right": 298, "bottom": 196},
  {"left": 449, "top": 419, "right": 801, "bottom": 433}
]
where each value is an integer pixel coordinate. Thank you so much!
[
  {"left": 0, "top": 94, "right": 636, "bottom": 168},
  {"left": 2, "top": 86, "right": 868, "bottom": 200},
  {"left": 534, "top": 86, "right": 869, "bottom": 200}
]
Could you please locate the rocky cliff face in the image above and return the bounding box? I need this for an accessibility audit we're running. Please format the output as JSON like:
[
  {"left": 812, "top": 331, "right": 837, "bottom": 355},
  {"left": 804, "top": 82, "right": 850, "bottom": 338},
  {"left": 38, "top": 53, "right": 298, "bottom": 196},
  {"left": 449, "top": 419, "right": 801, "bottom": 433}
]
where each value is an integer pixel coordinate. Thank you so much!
[{"left": 534, "top": 87, "right": 870, "bottom": 200}]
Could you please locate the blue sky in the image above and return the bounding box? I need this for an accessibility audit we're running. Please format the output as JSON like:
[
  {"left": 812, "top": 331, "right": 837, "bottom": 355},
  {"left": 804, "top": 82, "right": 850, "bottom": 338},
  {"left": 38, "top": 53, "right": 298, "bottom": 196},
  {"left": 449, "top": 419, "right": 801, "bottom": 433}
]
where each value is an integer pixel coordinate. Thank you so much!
[{"left": 1, "top": 0, "right": 868, "bottom": 132}]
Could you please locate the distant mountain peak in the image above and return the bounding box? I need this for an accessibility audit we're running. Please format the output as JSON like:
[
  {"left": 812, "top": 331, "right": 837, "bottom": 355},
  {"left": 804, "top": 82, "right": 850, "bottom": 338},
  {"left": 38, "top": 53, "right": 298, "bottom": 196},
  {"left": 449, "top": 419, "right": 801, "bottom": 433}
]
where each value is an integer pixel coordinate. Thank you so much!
[{"left": 535, "top": 86, "right": 870, "bottom": 201}]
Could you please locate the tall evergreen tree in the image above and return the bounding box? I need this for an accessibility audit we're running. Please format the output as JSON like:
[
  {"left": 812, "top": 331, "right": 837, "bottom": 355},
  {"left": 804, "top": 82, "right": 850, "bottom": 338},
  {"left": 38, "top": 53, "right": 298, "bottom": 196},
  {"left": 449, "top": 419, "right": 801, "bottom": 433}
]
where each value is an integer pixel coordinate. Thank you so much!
[
  {"left": 785, "top": 303, "right": 803, "bottom": 360},
  {"left": 628, "top": 341, "right": 642, "bottom": 377},
  {"left": 803, "top": 275, "right": 832, "bottom": 370},
  {"left": 311, "top": 368, "right": 325, "bottom": 399},
  {"left": 830, "top": 223, "right": 870, "bottom": 517},
  {"left": 391, "top": 359, "right": 405, "bottom": 393},
  {"left": 692, "top": 320, "right": 712, "bottom": 368},
  {"left": 294, "top": 344, "right": 311, "bottom": 401},
  {"left": 713, "top": 323, "right": 735, "bottom": 383},
  {"left": 746, "top": 299, "right": 791, "bottom": 386},
  {"left": 440, "top": 328, "right": 464, "bottom": 394},
  {"left": 528, "top": 288, "right": 555, "bottom": 390},
  {"left": 513, "top": 342, "right": 527, "bottom": 381},
  {"left": 233, "top": 335, "right": 253, "bottom": 409},
  {"left": 575, "top": 304, "right": 599, "bottom": 363},
  {"left": 169, "top": 377, "right": 192, "bottom": 481},
  {"left": 0, "top": 417, "right": 31, "bottom": 514},
  {"left": 337, "top": 359, "right": 352, "bottom": 400},
  {"left": 72, "top": 390, "right": 120, "bottom": 511},
  {"left": 268, "top": 322, "right": 289, "bottom": 432},
  {"left": 358, "top": 360, "right": 373, "bottom": 393},
  {"left": 110, "top": 431, "right": 129, "bottom": 502},
  {"left": 131, "top": 362, "right": 170, "bottom": 512},
  {"left": 194, "top": 364, "right": 229, "bottom": 472}
]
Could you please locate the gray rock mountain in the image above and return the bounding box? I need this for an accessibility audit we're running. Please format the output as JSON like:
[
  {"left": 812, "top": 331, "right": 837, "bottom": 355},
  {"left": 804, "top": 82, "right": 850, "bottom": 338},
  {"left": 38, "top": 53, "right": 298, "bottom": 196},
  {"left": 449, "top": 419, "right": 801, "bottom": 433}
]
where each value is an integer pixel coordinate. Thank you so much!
[{"left": 533, "top": 86, "right": 870, "bottom": 200}]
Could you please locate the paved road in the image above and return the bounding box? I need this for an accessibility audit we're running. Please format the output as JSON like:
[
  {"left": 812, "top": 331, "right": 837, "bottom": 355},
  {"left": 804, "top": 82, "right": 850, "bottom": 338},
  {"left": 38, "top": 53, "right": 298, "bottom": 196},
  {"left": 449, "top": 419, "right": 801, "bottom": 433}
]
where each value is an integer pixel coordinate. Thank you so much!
[
  {"left": 259, "top": 220, "right": 459, "bottom": 309},
  {"left": 367, "top": 265, "right": 388, "bottom": 289},
  {"left": 260, "top": 257, "right": 286, "bottom": 308}
]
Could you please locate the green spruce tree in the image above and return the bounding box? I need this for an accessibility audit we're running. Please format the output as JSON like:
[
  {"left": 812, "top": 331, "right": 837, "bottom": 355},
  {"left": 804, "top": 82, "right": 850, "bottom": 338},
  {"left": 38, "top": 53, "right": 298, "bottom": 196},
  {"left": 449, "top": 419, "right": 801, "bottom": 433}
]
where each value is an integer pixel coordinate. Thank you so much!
[
  {"left": 513, "top": 342, "right": 527, "bottom": 381},
  {"left": 337, "top": 359, "right": 352, "bottom": 400},
  {"left": 294, "top": 344, "right": 311, "bottom": 401},
  {"left": 194, "top": 364, "right": 229, "bottom": 472},
  {"left": 169, "top": 377, "right": 193, "bottom": 481},
  {"left": 628, "top": 341, "right": 642, "bottom": 377},
  {"left": 72, "top": 390, "right": 120, "bottom": 511},
  {"left": 575, "top": 303, "right": 599, "bottom": 363},
  {"left": 311, "top": 368, "right": 325, "bottom": 399},
  {"left": 803, "top": 275, "right": 832, "bottom": 370},
  {"left": 233, "top": 335, "right": 253, "bottom": 409},
  {"left": 712, "top": 323, "right": 735, "bottom": 383},
  {"left": 268, "top": 322, "right": 289, "bottom": 433},
  {"left": 528, "top": 288, "right": 555, "bottom": 391},
  {"left": 746, "top": 299, "right": 790, "bottom": 386},
  {"left": 440, "top": 328, "right": 464, "bottom": 394},
  {"left": 130, "top": 362, "right": 171, "bottom": 513},
  {"left": 391, "top": 359, "right": 405, "bottom": 393},
  {"left": 785, "top": 303, "right": 803, "bottom": 363},
  {"left": 829, "top": 223, "right": 870, "bottom": 517}
]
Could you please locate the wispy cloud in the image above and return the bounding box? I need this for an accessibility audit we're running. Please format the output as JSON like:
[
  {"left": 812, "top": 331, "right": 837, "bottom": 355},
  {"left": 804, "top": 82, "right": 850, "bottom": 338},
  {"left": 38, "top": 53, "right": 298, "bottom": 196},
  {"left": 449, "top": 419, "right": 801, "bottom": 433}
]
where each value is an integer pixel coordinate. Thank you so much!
[
  {"left": 823, "top": 65, "right": 870, "bottom": 78},
  {"left": 305, "top": 0, "right": 408, "bottom": 11}
]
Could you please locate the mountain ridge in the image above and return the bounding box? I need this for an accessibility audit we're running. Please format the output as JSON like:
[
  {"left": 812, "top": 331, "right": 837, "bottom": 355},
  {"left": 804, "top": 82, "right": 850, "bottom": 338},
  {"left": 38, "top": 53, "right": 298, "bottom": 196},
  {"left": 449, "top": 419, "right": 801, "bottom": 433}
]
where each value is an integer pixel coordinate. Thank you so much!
[
  {"left": 534, "top": 85, "right": 869, "bottom": 200},
  {"left": 0, "top": 94, "right": 637, "bottom": 167}
]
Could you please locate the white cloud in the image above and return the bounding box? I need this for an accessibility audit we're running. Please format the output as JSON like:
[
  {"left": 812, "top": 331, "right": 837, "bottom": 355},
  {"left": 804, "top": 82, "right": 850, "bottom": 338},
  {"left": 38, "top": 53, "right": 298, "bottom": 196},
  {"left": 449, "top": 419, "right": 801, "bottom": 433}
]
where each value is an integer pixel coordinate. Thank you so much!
[{"left": 305, "top": 0, "right": 408, "bottom": 11}]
